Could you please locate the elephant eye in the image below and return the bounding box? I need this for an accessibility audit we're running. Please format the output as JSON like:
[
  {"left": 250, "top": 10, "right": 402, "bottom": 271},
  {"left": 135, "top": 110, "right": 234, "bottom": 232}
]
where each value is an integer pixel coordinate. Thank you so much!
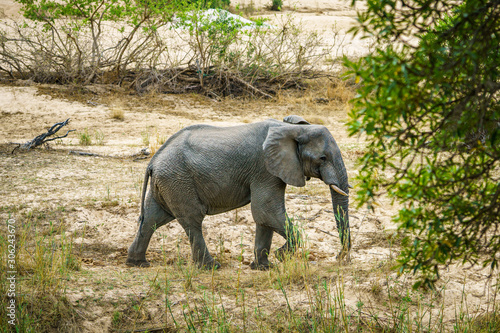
[{"left": 320, "top": 156, "right": 327, "bottom": 161}]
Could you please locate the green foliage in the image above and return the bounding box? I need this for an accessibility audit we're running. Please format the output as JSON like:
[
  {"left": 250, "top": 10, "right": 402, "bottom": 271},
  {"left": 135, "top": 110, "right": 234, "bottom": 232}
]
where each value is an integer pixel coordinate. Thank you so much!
[
  {"left": 346, "top": 0, "right": 500, "bottom": 288},
  {"left": 175, "top": 7, "right": 249, "bottom": 73},
  {"left": 16, "top": 0, "right": 177, "bottom": 22},
  {"left": 185, "top": 0, "right": 230, "bottom": 9},
  {"left": 271, "top": 0, "right": 283, "bottom": 11}
]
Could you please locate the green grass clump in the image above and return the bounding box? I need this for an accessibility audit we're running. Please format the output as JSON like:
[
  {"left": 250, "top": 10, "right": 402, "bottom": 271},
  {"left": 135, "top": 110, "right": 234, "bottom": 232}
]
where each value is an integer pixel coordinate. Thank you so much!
[{"left": 78, "top": 129, "right": 92, "bottom": 146}]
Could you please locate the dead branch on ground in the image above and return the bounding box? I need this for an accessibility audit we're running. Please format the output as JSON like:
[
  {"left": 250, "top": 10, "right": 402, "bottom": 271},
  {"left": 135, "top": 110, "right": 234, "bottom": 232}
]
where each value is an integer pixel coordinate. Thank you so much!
[
  {"left": 14, "top": 118, "right": 75, "bottom": 153},
  {"left": 69, "top": 147, "right": 150, "bottom": 161},
  {"left": 69, "top": 150, "right": 101, "bottom": 157}
]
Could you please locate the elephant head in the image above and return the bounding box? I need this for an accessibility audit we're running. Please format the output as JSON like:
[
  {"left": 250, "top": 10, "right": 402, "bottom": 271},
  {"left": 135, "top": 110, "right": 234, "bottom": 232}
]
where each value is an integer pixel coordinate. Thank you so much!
[{"left": 263, "top": 119, "right": 351, "bottom": 259}]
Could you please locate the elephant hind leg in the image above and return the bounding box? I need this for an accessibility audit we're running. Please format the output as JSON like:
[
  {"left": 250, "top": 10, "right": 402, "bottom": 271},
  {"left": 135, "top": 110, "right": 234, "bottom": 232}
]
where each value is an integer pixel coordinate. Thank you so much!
[
  {"left": 177, "top": 214, "right": 220, "bottom": 270},
  {"left": 127, "top": 194, "right": 175, "bottom": 267}
]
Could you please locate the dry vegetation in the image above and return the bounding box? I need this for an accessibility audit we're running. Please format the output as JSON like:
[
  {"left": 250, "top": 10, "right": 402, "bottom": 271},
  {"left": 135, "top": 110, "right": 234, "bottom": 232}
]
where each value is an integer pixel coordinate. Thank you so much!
[{"left": 0, "top": 1, "right": 499, "bottom": 332}]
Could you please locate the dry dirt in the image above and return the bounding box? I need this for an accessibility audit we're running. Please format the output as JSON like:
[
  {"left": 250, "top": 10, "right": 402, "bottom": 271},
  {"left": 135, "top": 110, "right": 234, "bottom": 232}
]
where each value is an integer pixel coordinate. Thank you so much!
[{"left": 0, "top": 1, "right": 497, "bottom": 332}]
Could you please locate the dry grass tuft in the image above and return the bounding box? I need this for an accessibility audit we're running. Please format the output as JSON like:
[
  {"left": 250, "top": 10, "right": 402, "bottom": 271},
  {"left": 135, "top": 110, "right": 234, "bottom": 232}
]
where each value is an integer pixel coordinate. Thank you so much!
[
  {"left": 304, "top": 115, "right": 327, "bottom": 125},
  {"left": 327, "top": 79, "right": 355, "bottom": 105},
  {"left": 149, "top": 129, "right": 168, "bottom": 156},
  {"left": 370, "top": 278, "right": 383, "bottom": 296},
  {"left": 110, "top": 107, "right": 125, "bottom": 121},
  {"left": 268, "top": 249, "right": 318, "bottom": 286}
]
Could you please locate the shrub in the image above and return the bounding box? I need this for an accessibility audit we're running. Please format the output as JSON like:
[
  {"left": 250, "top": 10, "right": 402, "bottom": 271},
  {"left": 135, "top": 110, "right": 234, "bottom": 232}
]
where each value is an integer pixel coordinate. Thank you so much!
[
  {"left": 0, "top": 0, "right": 337, "bottom": 97},
  {"left": 271, "top": 0, "right": 282, "bottom": 11}
]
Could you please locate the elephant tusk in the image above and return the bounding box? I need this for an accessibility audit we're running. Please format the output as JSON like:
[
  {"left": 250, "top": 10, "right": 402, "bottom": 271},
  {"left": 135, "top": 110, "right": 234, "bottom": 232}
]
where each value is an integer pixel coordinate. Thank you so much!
[
  {"left": 330, "top": 184, "right": 349, "bottom": 197},
  {"left": 348, "top": 184, "right": 353, "bottom": 189}
]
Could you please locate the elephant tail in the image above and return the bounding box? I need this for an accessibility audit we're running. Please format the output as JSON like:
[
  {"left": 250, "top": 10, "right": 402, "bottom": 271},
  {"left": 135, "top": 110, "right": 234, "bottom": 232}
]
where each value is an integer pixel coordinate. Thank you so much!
[{"left": 138, "top": 167, "right": 152, "bottom": 235}]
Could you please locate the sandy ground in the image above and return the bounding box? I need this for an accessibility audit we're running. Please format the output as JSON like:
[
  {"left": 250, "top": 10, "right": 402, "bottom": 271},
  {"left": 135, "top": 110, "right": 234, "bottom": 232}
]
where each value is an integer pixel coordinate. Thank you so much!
[
  {"left": 0, "top": 1, "right": 497, "bottom": 332},
  {"left": 0, "top": 0, "right": 20, "bottom": 19}
]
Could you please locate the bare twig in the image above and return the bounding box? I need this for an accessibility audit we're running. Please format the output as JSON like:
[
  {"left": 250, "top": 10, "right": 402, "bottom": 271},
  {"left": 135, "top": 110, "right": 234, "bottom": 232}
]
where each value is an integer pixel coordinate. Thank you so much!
[
  {"left": 10, "top": 144, "right": 21, "bottom": 154},
  {"left": 315, "top": 228, "right": 337, "bottom": 238}
]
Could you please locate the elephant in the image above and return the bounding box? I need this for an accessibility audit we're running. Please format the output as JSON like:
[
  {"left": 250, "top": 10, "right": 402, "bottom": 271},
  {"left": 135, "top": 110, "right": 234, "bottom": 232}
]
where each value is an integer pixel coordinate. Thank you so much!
[{"left": 126, "top": 115, "right": 351, "bottom": 269}]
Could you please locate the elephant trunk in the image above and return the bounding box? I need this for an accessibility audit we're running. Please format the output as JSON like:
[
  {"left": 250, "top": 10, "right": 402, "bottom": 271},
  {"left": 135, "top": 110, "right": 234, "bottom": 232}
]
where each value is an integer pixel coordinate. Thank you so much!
[{"left": 330, "top": 186, "right": 350, "bottom": 259}]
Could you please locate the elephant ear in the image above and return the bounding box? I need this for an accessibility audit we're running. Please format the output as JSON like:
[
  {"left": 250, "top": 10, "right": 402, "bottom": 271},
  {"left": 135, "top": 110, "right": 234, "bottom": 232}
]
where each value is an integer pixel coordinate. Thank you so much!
[
  {"left": 283, "top": 115, "right": 310, "bottom": 125},
  {"left": 263, "top": 126, "right": 306, "bottom": 187}
]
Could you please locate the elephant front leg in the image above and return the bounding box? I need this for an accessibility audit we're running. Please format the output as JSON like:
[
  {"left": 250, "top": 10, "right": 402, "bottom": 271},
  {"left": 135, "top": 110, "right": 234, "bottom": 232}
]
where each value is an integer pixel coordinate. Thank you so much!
[
  {"left": 274, "top": 214, "right": 301, "bottom": 262},
  {"left": 250, "top": 181, "right": 296, "bottom": 268},
  {"left": 250, "top": 224, "right": 274, "bottom": 270}
]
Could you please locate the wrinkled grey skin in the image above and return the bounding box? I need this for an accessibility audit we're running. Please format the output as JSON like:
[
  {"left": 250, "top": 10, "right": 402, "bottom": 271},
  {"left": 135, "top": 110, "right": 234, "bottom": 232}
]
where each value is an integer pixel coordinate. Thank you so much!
[{"left": 127, "top": 116, "right": 350, "bottom": 269}]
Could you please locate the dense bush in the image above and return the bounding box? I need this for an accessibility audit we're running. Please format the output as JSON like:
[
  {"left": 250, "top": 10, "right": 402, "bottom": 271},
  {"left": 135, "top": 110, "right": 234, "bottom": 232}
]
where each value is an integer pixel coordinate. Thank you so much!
[{"left": 346, "top": 0, "right": 500, "bottom": 288}]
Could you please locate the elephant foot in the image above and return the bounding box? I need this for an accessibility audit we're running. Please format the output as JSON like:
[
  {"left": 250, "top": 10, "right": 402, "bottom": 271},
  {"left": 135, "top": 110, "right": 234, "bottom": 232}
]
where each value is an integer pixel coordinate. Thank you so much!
[
  {"left": 250, "top": 261, "right": 274, "bottom": 270},
  {"left": 126, "top": 258, "right": 151, "bottom": 267},
  {"left": 199, "top": 260, "right": 221, "bottom": 270},
  {"left": 275, "top": 246, "right": 294, "bottom": 262}
]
